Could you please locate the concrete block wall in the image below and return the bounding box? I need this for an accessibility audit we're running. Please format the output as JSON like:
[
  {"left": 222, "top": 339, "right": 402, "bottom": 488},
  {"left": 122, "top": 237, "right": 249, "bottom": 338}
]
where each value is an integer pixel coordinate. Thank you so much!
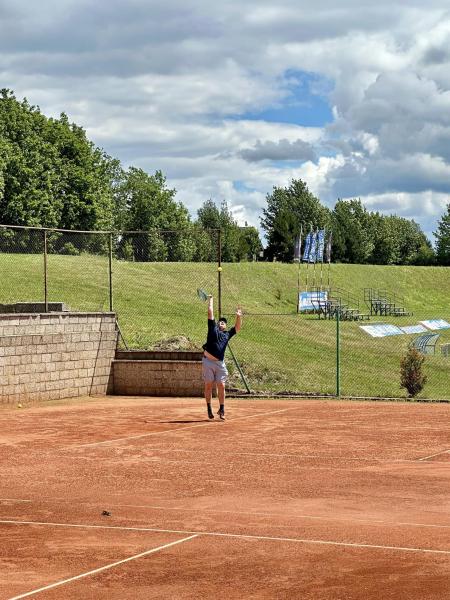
[
  {"left": 0, "top": 313, "right": 118, "bottom": 404},
  {"left": 113, "top": 351, "right": 204, "bottom": 397}
]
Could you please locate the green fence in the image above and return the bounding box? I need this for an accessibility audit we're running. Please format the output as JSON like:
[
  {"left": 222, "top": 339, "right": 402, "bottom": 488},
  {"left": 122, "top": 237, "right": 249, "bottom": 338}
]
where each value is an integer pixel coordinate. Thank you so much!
[{"left": 0, "top": 224, "right": 448, "bottom": 400}]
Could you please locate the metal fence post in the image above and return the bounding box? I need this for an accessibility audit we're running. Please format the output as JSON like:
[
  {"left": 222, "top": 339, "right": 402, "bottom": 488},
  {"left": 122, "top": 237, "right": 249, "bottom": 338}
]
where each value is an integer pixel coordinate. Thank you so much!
[
  {"left": 227, "top": 342, "right": 251, "bottom": 394},
  {"left": 108, "top": 232, "right": 113, "bottom": 312},
  {"left": 218, "top": 228, "right": 222, "bottom": 317},
  {"left": 336, "top": 310, "right": 341, "bottom": 397},
  {"left": 43, "top": 229, "right": 48, "bottom": 313}
]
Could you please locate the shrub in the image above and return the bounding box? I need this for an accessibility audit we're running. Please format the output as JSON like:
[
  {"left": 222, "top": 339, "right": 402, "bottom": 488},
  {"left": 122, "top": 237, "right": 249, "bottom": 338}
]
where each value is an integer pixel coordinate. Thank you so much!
[
  {"left": 60, "top": 242, "right": 80, "bottom": 256},
  {"left": 400, "top": 347, "right": 427, "bottom": 398}
]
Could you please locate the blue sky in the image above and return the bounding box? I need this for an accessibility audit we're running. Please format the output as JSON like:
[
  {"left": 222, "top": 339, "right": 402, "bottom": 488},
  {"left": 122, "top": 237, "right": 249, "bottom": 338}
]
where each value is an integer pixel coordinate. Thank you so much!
[
  {"left": 1, "top": 0, "right": 450, "bottom": 243},
  {"left": 237, "top": 70, "right": 334, "bottom": 128}
]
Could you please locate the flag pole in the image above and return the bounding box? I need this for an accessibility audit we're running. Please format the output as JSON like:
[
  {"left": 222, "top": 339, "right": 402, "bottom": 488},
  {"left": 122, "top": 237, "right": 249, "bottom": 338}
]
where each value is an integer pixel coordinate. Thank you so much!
[
  {"left": 320, "top": 254, "right": 324, "bottom": 289},
  {"left": 319, "top": 229, "right": 325, "bottom": 290},
  {"left": 296, "top": 225, "right": 303, "bottom": 314},
  {"left": 305, "top": 225, "right": 312, "bottom": 292},
  {"left": 312, "top": 227, "right": 318, "bottom": 289},
  {"left": 327, "top": 231, "right": 333, "bottom": 289}
]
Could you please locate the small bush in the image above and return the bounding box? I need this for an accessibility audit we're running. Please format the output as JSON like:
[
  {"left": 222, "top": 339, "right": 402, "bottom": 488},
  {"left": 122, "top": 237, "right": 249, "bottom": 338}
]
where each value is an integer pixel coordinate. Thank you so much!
[
  {"left": 60, "top": 242, "right": 80, "bottom": 256},
  {"left": 400, "top": 347, "right": 427, "bottom": 398},
  {"left": 118, "top": 240, "right": 134, "bottom": 261}
]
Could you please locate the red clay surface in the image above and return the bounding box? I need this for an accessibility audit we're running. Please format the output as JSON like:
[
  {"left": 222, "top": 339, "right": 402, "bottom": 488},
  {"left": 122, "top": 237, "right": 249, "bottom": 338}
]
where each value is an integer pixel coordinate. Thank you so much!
[{"left": 1, "top": 396, "right": 449, "bottom": 599}]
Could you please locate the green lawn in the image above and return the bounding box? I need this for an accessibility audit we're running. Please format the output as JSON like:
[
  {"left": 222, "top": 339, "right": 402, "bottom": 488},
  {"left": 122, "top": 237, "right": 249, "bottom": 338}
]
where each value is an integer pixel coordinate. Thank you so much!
[{"left": 1, "top": 254, "right": 449, "bottom": 400}]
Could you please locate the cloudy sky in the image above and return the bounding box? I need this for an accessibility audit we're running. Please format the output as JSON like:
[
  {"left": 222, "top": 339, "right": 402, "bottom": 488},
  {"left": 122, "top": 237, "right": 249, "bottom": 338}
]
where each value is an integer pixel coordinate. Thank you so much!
[{"left": 1, "top": 1, "right": 450, "bottom": 242}]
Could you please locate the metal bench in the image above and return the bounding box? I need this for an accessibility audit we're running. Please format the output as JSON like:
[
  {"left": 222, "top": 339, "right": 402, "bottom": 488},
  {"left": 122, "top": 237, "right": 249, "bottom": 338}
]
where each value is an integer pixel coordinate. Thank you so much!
[
  {"left": 441, "top": 343, "right": 450, "bottom": 357},
  {"left": 410, "top": 333, "right": 440, "bottom": 355}
]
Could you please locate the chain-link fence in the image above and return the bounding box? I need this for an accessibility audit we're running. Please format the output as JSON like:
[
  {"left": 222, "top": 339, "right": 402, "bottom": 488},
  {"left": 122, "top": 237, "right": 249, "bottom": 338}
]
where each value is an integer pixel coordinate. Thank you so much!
[
  {"left": 0, "top": 224, "right": 448, "bottom": 400},
  {"left": 0, "top": 227, "right": 44, "bottom": 305},
  {"left": 112, "top": 229, "right": 220, "bottom": 346},
  {"left": 47, "top": 229, "right": 111, "bottom": 313},
  {"left": 339, "top": 312, "right": 449, "bottom": 400}
]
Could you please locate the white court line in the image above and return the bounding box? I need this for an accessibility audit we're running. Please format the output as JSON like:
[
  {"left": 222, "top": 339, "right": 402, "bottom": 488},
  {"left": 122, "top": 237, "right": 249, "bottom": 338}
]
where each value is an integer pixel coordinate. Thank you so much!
[
  {"left": 88, "top": 504, "right": 450, "bottom": 530},
  {"left": 12, "top": 445, "right": 450, "bottom": 466},
  {"left": 2, "top": 499, "right": 449, "bottom": 530},
  {"left": 65, "top": 408, "right": 297, "bottom": 449},
  {"left": 63, "top": 446, "right": 425, "bottom": 464},
  {"left": 56, "top": 444, "right": 450, "bottom": 466},
  {"left": 8, "top": 534, "right": 197, "bottom": 599},
  {"left": 26, "top": 447, "right": 450, "bottom": 468},
  {"left": 417, "top": 449, "right": 450, "bottom": 462},
  {"left": 2, "top": 519, "right": 450, "bottom": 556}
]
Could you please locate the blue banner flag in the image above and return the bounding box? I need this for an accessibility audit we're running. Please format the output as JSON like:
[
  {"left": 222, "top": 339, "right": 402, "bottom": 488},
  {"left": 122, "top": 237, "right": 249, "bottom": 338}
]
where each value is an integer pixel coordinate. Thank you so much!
[
  {"left": 316, "top": 229, "right": 326, "bottom": 262},
  {"left": 308, "top": 231, "right": 318, "bottom": 263},
  {"left": 302, "top": 232, "right": 312, "bottom": 262}
]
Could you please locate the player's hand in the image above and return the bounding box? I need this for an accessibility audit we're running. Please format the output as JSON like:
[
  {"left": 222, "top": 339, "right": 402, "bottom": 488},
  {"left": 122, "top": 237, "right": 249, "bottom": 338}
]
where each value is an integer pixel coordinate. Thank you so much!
[{"left": 236, "top": 307, "right": 243, "bottom": 317}]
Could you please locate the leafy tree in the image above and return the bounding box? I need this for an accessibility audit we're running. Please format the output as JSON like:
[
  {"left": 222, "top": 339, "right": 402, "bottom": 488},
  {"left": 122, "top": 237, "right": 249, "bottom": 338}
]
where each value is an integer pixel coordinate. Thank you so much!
[
  {"left": 0, "top": 90, "right": 63, "bottom": 227},
  {"left": 331, "top": 199, "right": 374, "bottom": 263},
  {"left": 266, "top": 208, "right": 299, "bottom": 262},
  {"left": 191, "top": 226, "right": 216, "bottom": 262},
  {"left": 368, "top": 214, "right": 433, "bottom": 265},
  {"left": 238, "top": 225, "right": 263, "bottom": 260},
  {"left": 394, "top": 217, "right": 433, "bottom": 265},
  {"left": 145, "top": 230, "right": 168, "bottom": 261},
  {"left": 0, "top": 89, "right": 118, "bottom": 232},
  {"left": 115, "top": 168, "right": 187, "bottom": 231},
  {"left": 367, "top": 212, "right": 397, "bottom": 265},
  {"left": 330, "top": 202, "right": 433, "bottom": 266},
  {"left": 170, "top": 231, "right": 197, "bottom": 262},
  {"left": 116, "top": 168, "right": 191, "bottom": 261},
  {"left": 0, "top": 136, "right": 8, "bottom": 201},
  {"left": 217, "top": 200, "right": 242, "bottom": 262},
  {"left": 197, "top": 199, "right": 221, "bottom": 230},
  {"left": 434, "top": 203, "right": 450, "bottom": 266},
  {"left": 47, "top": 113, "right": 119, "bottom": 232},
  {"left": 261, "top": 179, "right": 329, "bottom": 262},
  {"left": 414, "top": 241, "right": 436, "bottom": 266},
  {"left": 196, "top": 199, "right": 256, "bottom": 262}
]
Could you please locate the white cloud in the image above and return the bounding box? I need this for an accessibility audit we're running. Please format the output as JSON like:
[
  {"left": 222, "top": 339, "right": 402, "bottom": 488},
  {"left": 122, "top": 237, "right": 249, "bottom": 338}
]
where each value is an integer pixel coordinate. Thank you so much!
[{"left": 1, "top": 1, "right": 450, "bottom": 240}]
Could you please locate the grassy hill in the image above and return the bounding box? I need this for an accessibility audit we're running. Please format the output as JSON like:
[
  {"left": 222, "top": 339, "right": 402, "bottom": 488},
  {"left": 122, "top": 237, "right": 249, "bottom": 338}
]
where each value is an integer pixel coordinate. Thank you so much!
[{"left": 1, "top": 254, "right": 449, "bottom": 400}]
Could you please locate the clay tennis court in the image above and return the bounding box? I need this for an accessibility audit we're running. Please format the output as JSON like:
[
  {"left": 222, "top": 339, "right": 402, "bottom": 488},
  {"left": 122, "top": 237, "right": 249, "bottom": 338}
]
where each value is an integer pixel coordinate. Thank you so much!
[{"left": 1, "top": 396, "right": 449, "bottom": 599}]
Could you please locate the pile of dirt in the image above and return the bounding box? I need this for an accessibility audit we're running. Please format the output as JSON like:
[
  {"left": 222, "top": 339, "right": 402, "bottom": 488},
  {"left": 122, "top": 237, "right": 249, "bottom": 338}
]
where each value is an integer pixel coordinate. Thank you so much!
[
  {"left": 227, "top": 360, "right": 287, "bottom": 388},
  {"left": 149, "top": 335, "right": 202, "bottom": 351}
]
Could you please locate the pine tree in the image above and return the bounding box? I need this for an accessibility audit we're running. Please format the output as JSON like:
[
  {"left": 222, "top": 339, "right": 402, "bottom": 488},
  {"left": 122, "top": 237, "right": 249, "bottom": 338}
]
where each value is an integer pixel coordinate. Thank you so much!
[{"left": 434, "top": 203, "right": 450, "bottom": 266}]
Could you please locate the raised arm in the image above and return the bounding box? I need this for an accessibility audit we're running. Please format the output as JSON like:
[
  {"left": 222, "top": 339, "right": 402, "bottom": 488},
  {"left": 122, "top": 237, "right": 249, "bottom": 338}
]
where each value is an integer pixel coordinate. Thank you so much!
[
  {"left": 234, "top": 306, "right": 242, "bottom": 333},
  {"left": 208, "top": 294, "right": 214, "bottom": 320}
]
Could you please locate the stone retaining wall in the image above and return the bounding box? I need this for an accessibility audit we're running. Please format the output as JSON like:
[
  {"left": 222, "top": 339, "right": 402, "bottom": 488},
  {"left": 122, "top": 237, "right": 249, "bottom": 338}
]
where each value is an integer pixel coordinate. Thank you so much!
[
  {"left": 113, "top": 350, "right": 204, "bottom": 397},
  {"left": 0, "top": 313, "right": 118, "bottom": 404}
]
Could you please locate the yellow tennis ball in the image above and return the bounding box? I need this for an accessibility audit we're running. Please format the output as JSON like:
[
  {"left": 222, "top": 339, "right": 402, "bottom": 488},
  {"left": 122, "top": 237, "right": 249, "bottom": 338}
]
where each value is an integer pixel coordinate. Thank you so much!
[
  {"left": 218, "top": 266, "right": 222, "bottom": 272},
  {"left": 17, "top": 403, "right": 22, "bottom": 408}
]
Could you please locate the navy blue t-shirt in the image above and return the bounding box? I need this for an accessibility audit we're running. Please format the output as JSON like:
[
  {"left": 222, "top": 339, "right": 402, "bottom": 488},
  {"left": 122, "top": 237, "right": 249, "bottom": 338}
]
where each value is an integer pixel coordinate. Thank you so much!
[{"left": 203, "top": 319, "right": 236, "bottom": 361}]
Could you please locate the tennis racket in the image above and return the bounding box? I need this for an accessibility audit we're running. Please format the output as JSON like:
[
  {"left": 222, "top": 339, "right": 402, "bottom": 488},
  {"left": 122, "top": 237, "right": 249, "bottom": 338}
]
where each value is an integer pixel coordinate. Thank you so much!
[{"left": 197, "top": 288, "right": 209, "bottom": 302}]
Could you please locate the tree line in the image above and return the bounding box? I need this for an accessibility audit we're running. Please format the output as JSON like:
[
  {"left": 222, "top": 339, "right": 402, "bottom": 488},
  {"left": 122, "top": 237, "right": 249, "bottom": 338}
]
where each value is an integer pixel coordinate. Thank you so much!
[
  {"left": 0, "top": 89, "right": 448, "bottom": 265},
  {"left": 0, "top": 89, "right": 261, "bottom": 262},
  {"left": 262, "top": 179, "right": 449, "bottom": 265}
]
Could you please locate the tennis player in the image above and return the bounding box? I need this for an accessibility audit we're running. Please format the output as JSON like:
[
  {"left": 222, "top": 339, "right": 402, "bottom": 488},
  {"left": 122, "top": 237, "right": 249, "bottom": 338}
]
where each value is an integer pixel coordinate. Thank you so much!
[{"left": 202, "top": 294, "right": 242, "bottom": 420}]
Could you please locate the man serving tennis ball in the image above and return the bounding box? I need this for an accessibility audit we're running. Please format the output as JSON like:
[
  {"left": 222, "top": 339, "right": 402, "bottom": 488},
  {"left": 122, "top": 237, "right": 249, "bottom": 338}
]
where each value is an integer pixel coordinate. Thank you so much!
[{"left": 202, "top": 294, "right": 242, "bottom": 420}]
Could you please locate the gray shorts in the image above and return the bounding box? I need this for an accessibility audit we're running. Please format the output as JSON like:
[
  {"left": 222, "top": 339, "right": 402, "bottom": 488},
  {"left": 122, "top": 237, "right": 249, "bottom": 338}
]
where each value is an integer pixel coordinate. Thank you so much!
[{"left": 202, "top": 356, "right": 228, "bottom": 383}]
